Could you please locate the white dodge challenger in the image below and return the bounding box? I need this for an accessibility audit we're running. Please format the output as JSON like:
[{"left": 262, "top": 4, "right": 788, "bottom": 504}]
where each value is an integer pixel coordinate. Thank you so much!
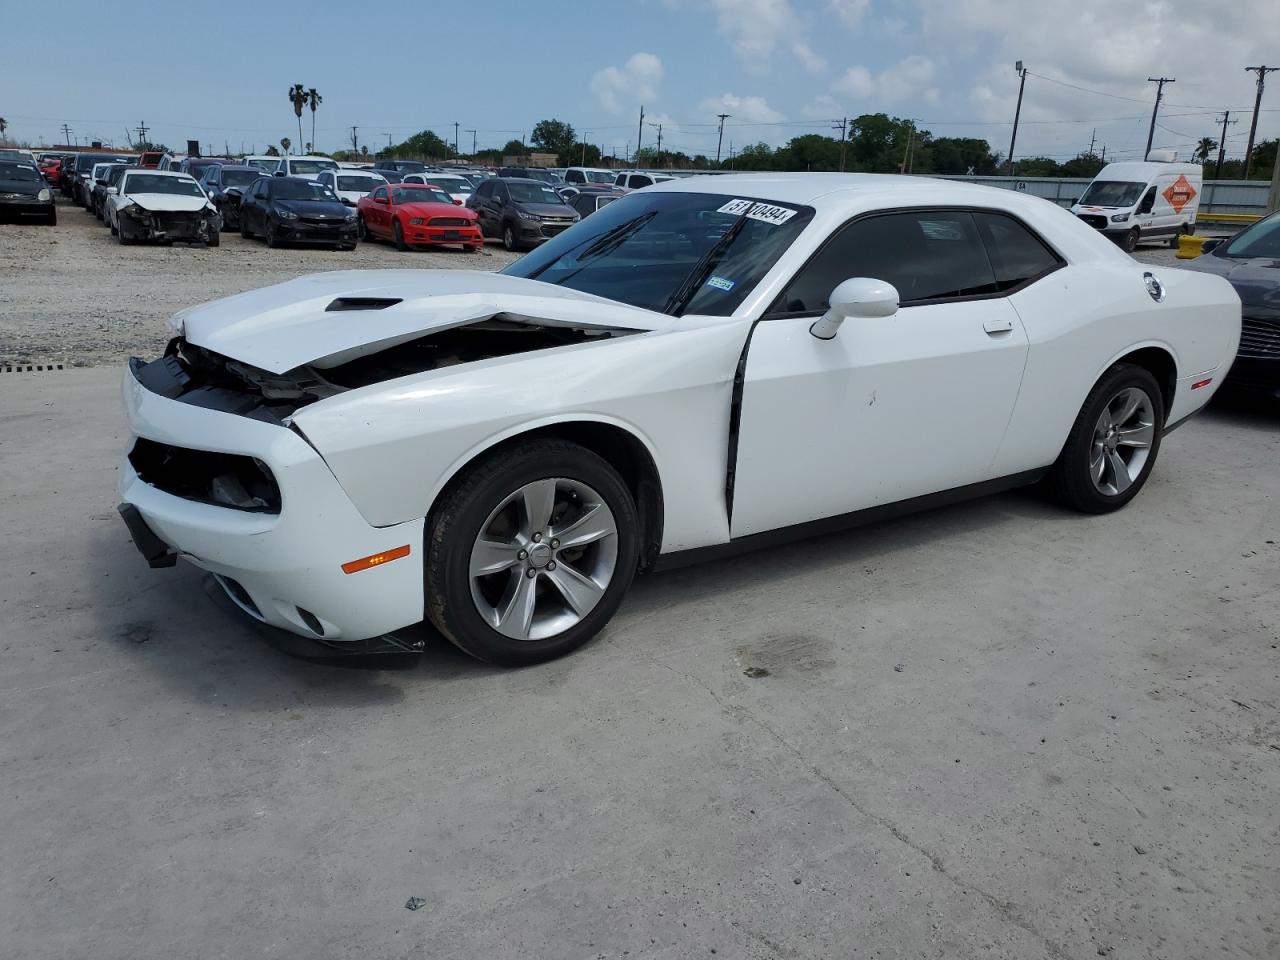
[{"left": 118, "top": 174, "right": 1241, "bottom": 665}]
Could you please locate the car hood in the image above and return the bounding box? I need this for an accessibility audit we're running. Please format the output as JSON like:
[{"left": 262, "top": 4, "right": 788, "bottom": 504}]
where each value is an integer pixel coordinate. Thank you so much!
[
  {"left": 275, "top": 199, "right": 350, "bottom": 217},
  {"left": 124, "top": 193, "right": 211, "bottom": 212},
  {"left": 1180, "top": 255, "right": 1280, "bottom": 313},
  {"left": 171, "top": 270, "right": 674, "bottom": 373},
  {"left": 518, "top": 202, "right": 577, "bottom": 218},
  {"left": 0, "top": 178, "right": 44, "bottom": 195},
  {"left": 395, "top": 201, "right": 473, "bottom": 218}
]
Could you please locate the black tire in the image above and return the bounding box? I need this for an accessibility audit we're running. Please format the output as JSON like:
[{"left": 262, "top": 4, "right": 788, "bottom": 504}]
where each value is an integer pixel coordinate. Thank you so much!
[
  {"left": 206, "top": 229, "right": 220, "bottom": 247},
  {"left": 46, "top": 209, "right": 57, "bottom": 226},
  {"left": 1122, "top": 227, "right": 1139, "bottom": 253},
  {"left": 502, "top": 221, "right": 519, "bottom": 252},
  {"left": 240, "top": 216, "right": 253, "bottom": 239},
  {"left": 393, "top": 219, "right": 408, "bottom": 251},
  {"left": 425, "top": 439, "right": 640, "bottom": 666},
  {"left": 265, "top": 222, "right": 280, "bottom": 248},
  {"left": 1046, "top": 363, "right": 1165, "bottom": 514},
  {"left": 109, "top": 217, "right": 117, "bottom": 236},
  {"left": 357, "top": 215, "right": 368, "bottom": 242}
]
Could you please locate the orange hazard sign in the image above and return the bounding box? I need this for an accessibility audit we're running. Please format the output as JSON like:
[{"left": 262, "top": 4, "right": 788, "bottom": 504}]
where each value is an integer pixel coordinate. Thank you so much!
[{"left": 1162, "top": 175, "right": 1196, "bottom": 214}]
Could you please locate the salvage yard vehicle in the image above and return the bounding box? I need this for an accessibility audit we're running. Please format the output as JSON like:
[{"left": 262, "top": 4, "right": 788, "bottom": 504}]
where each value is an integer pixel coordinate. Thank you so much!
[
  {"left": 237, "top": 175, "right": 357, "bottom": 249},
  {"left": 243, "top": 155, "right": 282, "bottom": 175},
  {"left": 92, "top": 162, "right": 134, "bottom": 220},
  {"left": 564, "top": 166, "right": 616, "bottom": 186},
  {"left": 613, "top": 171, "right": 675, "bottom": 191},
  {"left": 1070, "top": 155, "right": 1201, "bottom": 253},
  {"left": 198, "top": 164, "right": 263, "bottom": 231},
  {"left": 275, "top": 156, "right": 339, "bottom": 180},
  {"left": 116, "top": 173, "right": 1241, "bottom": 667},
  {"left": 357, "top": 182, "right": 483, "bottom": 251},
  {"left": 107, "top": 170, "right": 221, "bottom": 246},
  {"left": 468, "top": 176, "right": 579, "bottom": 251},
  {"left": 401, "top": 172, "right": 473, "bottom": 205},
  {"left": 1182, "top": 210, "right": 1280, "bottom": 397},
  {"left": 68, "top": 152, "right": 132, "bottom": 205},
  {"left": 314, "top": 168, "right": 388, "bottom": 208},
  {"left": 0, "top": 159, "right": 57, "bottom": 224}
]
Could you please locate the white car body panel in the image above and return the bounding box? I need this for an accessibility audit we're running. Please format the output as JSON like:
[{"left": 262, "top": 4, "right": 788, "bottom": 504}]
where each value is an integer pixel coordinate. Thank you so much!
[{"left": 120, "top": 172, "right": 1242, "bottom": 644}]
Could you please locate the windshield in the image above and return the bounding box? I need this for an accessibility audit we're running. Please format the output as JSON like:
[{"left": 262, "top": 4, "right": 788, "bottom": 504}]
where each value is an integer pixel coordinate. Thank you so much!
[
  {"left": 0, "top": 161, "right": 42, "bottom": 182},
  {"left": 520, "top": 170, "right": 556, "bottom": 184},
  {"left": 245, "top": 158, "right": 281, "bottom": 173},
  {"left": 1078, "top": 181, "right": 1146, "bottom": 208},
  {"left": 505, "top": 192, "right": 814, "bottom": 316},
  {"left": 1220, "top": 213, "right": 1280, "bottom": 259},
  {"left": 275, "top": 179, "right": 337, "bottom": 201},
  {"left": 221, "top": 169, "right": 259, "bottom": 188},
  {"left": 290, "top": 159, "right": 338, "bottom": 174},
  {"left": 337, "top": 175, "right": 384, "bottom": 192},
  {"left": 430, "top": 177, "right": 472, "bottom": 193},
  {"left": 584, "top": 171, "right": 613, "bottom": 184},
  {"left": 509, "top": 182, "right": 564, "bottom": 204},
  {"left": 124, "top": 174, "right": 203, "bottom": 197},
  {"left": 393, "top": 186, "right": 450, "bottom": 205},
  {"left": 393, "top": 161, "right": 427, "bottom": 173},
  {"left": 76, "top": 154, "right": 129, "bottom": 172}
]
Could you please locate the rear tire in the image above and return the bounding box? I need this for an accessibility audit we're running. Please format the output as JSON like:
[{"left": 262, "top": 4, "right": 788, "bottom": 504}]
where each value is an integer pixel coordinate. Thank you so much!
[
  {"left": 1047, "top": 363, "right": 1165, "bottom": 514},
  {"left": 425, "top": 440, "right": 640, "bottom": 666}
]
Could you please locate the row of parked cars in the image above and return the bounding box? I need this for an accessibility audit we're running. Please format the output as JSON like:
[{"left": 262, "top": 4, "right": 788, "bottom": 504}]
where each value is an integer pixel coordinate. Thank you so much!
[{"left": 45, "top": 150, "right": 675, "bottom": 253}]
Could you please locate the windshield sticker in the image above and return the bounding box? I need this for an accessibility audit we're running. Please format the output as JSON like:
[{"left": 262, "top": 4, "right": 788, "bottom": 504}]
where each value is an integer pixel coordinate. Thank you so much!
[
  {"left": 716, "top": 198, "right": 798, "bottom": 226},
  {"left": 706, "top": 275, "right": 736, "bottom": 292}
]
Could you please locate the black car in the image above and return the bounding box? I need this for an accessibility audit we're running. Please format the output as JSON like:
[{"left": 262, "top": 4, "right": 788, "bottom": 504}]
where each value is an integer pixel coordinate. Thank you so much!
[
  {"left": 498, "top": 166, "right": 558, "bottom": 185},
  {"left": 238, "top": 176, "right": 358, "bottom": 250},
  {"left": 467, "top": 177, "right": 578, "bottom": 251},
  {"left": 0, "top": 160, "right": 56, "bottom": 225},
  {"left": 68, "top": 152, "right": 132, "bottom": 205},
  {"left": 58, "top": 156, "right": 77, "bottom": 196},
  {"left": 1184, "top": 214, "right": 1280, "bottom": 398},
  {"left": 92, "top": 163, "right": 135, "bottom": 220},
  {"left": 200, "top": 164, "right": 264, "bottom": 231},
  {"left": 374, "top": 159, "right": 429, "bottom": 176},
  {"left": 567, "top": 187, "right": 627, "bottom": 220}
]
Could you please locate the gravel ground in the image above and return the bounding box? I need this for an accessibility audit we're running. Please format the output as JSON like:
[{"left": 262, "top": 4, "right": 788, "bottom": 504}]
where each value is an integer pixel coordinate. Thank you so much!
[{"left": 0, "top": 199, "right": 519, "bottom": 366}]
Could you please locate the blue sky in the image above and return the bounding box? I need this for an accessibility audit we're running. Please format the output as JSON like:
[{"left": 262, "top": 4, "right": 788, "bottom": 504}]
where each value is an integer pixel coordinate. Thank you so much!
[{"left": 3, "top": 0, "right": 1277, "bottom": 164}]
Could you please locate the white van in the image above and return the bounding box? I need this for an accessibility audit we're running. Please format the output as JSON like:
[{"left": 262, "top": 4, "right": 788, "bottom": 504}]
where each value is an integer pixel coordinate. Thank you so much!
[
  {"left": 1070, "top": 154, "right": 1201, "bottom": 252},
  {"left": 275, "top": 156, "right": 340, "bottom": 180}
]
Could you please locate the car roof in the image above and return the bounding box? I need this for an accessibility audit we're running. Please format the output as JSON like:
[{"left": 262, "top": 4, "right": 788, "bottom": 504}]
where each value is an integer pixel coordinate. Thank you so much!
[
  {"left": 124, "top": 168, "right": 196, "bottom": 179},
  {"left": 644, "top": 171, "right": 1049, "bottom": 208},
  {"left": 498, "top": 177, "right": 553, "bottom": 186}
]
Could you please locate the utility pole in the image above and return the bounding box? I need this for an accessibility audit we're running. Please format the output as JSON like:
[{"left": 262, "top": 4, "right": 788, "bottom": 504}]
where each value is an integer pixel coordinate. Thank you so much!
[
  {"left": 1100, "top": 144, "right": 1106, "bottom": 163},
  {"left": 1007, "top": 60, "right": 1027, "bottom": 175},
  {"left": 635, "top": 105, "right": 645, "bottom": 167},
  {"left": 831, "top": 117, "right": 848, "bottom": 171},
  {"left": 60, "top": 123, "right": 73, "bottom": 148},
  {"left": 453, "top": 121, "right": 460, "bottom": 158},
  {"left": 349, "top": 126, "right": 358, "bottom": 154},
  {"left": 466, "top": 129, "right": 476, "bottom": 157},
  {"left": 648, "top": 121, "right": 663, "bottom": 167},
  {"left": 383, "top": 132, "right": 392, "bottom": 152},
  {"left": 1214, "top": 112, "right": 1236, "bottom": 179},
  {"left": 1244, "top": 66, "right": 1278, "bottom": 179},
  {"left": 900, "top": 122, "right": 915, "bottom": 173},
  {"left": 1088, "top": 127, "right": 1096, "bottom": 156},
  {"left": 715, "top": 113, "right": 731, "bottom": 165},
  {"left": 1144, "top": 76, "right": 1175, "bottom": 160},
  {"left": 135, "top": 120, "right": 149, "bottom": 145}
]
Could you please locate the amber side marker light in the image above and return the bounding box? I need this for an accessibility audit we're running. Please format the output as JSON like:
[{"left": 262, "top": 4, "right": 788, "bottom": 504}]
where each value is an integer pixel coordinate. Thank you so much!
[{"left": 342, "top": 545, "right": 411, "bottom": 575}]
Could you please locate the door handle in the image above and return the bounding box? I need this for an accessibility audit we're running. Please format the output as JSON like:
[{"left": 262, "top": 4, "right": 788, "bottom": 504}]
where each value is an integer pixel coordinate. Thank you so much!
[{"left": 983, "top": 317, "right": 1014, "bottom": 335}]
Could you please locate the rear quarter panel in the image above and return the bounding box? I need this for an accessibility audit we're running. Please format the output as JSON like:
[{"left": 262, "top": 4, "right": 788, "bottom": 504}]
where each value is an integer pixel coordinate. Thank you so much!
[
  {"left": 291, "top": 320, "right": 749, "bottom": 552},
  {"left": 993, "top": 262, "right": 1240, "bottom": 476}
]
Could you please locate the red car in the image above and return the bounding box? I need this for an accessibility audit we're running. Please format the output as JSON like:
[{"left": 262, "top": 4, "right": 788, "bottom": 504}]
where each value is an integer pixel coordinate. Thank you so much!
[
  {"left": 39, "top": 158, "right": 63, "bottom": 185},
  {"left": 357, "top": 183, "right": 483, "bottom": 251},
  {"left": 139, "top": 151, "right": 164, "bottom": 169}
]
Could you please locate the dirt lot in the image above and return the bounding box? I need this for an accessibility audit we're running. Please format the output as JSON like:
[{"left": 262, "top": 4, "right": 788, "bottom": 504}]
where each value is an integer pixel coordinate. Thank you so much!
[{"left": 0, "top": 199, "right": 518, "bottom": 366}]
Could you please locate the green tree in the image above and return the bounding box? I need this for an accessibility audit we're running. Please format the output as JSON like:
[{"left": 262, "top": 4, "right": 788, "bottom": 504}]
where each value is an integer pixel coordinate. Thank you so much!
[
  {"left": 307, "top": 88, "right": 322, "bottom": 154},
  {"left": 287, "top": 84, "right": 307, "bottom": 153},
  {"left": 569, "top": 141, "right": 603, "bottom": 167},
  {"left": 280, "top": 137, "right": 291, "bottom": 155},
  {"left": 265, "top": 144, "right": 280, "bottom": 156},
  {"left": 501, "top": 139, "right": 526, "bottom": 158},
  {"left": 387, "top": 129, "right": 451, "bottom": 160},
  {"left": 1013, "top": 156, "right": 1061, "bottom": 177},
  {"left": 924, "top": 137, "right": 999, "bottom": 175},
  {"left": 0, "top": 117, "right": 7, "bottom": 140},
  {"left": 725, "top": 142, "right": 776, "bottom": 171},
  {"left": 1192, "top": 137, "right": 1216, "bottom": 164},
  {"left": 531, "top": 119, "right": 577, "bottom": 164},
  {"left": 1058, "top": 152, "right": 1105, "bottom": 179}
]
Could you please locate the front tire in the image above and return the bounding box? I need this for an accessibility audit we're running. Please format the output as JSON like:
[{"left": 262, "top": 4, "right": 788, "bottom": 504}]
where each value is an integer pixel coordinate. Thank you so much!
[
  {"left": 425, "top": 440, "right": 640, "bottom": 666},
  {"left": 1047, "top": 364, "right": 1164, "bottom": 514},
  {"left": 357, "top": 215, "right": 368, "bottom": 242},
  {"left": 206, "top": 229, "right": 220, "bottom": 247},
  {"left": 393, "top": 219, "right": 409, "bottom": 251},
  {"left": 502, "top": 222, "right": 520, "bottom": 252},
  {"left": 1122, "top": 227, "right": 1139, "bottom": 253},
  {"left": 265, "top": 221, "right": 280, "bottom": 248}
]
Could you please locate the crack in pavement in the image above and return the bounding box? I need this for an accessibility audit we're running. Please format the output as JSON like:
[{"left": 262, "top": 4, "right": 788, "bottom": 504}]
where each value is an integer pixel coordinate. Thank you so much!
[{"left": 642, "top": 655, "right": 1073, "bottom": 960}]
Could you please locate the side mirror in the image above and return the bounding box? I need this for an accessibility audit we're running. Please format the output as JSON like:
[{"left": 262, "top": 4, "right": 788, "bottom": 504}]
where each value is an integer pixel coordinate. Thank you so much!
[
  {"left": 810, "top": 278, "right": 899, "bottom": 340},
  {"left": 273, "top": 170, "right": 285, "bottom": 177},
  {"left": 106, "top": 186, "right": 118, "bottom": 195},
  {"left": 374, "top": 196, "right": 388, "bottom": 205},
  {"left": 1200, "top": 238, "right": 1221, "bottom": 254}
]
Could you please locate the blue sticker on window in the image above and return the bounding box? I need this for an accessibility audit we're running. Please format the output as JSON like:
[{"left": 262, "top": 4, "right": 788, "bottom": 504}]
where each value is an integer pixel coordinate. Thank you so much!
[{"left": 706, "top": 275, "right": 735, "bottom": 292}]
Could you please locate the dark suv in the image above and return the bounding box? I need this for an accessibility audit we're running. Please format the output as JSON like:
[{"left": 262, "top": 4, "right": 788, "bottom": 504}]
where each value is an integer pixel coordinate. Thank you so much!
[
  {"left": 374, "top": 160, "right": 430, "bottom": 176},
  {"left": 468, "top": 177, "right": 578, "bottom": 251},
  {"left": 498, "top": 166, "right": 558, "bottom": 185}
]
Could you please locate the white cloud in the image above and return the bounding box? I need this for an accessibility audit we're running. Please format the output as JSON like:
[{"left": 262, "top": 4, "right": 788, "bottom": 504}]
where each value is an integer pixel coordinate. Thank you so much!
[
  {"left": 791, "top": 39, "right": 827, "bottom": 76},
  {"left": 802, "top": 94, "right": 845, "bottom": 119},
  {"left": 707, "top": 0, "right": 826, "bottom": 74},
  {"left": 833, "top": 55, "right": 939, "bottom": 105},
  {"left": 589, "top": 53, "right": 664, "bottom": 113},
  {"left": 828, "top": 0, "right": 870, "bottom": 27},
  {"left": 698, "top": 93, "right": 785, "bottom": 124}
]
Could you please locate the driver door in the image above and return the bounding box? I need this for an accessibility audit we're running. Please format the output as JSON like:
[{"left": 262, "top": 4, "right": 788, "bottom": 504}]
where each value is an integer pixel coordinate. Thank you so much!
[{"left": 730, "top": 209, "right": 1037, "bottom": 538}]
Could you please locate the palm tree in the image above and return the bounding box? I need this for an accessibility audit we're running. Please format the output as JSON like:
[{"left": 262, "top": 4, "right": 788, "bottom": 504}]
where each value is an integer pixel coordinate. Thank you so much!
[
  {"left": 307, "top": 88, "right": 322, "bottom": 153},
  {"left": 288, "top": 84, "right": 307, "bottom": 153},
  {"left": 0, "top": 117, "right": 7, "bottom": 141},
  {"left": 1193, "top": 137, "right": 1217, "bottom": 164},
  {"left": 280, "top": 137, "right": 291, "bottom": 156}
]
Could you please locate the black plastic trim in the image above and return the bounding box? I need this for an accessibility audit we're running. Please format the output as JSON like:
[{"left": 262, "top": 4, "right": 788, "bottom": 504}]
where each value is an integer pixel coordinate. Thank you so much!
[
  {"left": 723, "top": 320, "right": 762, "bottom": 524},
  {"left": 652, "top": 469, "right": 1046, "bottom": 572}
]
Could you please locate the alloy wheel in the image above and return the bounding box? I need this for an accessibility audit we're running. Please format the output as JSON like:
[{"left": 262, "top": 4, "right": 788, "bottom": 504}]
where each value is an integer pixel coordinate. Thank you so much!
[
  {"left": 1089, "top": 386, "right": 1156, "bottom": 496},
  {"left": 468, "top": 477, "right": 619, "bottom": 641}
]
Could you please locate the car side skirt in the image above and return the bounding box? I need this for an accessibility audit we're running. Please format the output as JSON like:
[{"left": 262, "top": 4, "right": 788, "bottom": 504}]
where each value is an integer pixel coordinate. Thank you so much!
[{"left": 652, "top": 468, "right": 1047, "bottom": 572}]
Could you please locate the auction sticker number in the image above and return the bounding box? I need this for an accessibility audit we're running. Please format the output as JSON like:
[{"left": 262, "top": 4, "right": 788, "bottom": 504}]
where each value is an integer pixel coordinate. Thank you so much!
[{"left": 717, "top": 199, "right": 798, "bottom": 226}]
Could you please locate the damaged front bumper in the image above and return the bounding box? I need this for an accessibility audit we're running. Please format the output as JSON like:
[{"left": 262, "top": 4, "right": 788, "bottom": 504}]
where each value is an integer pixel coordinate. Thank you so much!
[
  {"left": 118, "top": 357, "right": 426, "bottom": 643},
  {"left": 119, "top": 204, "right": 220, "bottom": 243}
]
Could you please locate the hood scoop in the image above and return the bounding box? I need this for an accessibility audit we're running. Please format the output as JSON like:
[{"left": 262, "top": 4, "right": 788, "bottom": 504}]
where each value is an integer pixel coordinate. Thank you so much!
[{"left": 326, "top": 296, "right": 404, "bottom": 312}]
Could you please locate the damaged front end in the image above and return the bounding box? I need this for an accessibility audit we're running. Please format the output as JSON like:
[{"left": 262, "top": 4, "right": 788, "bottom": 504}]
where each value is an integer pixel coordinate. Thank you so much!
[
  {"left": 119, "top": 203, "right": 220, "bottom": 243},
  {"left": 131, "top": 315, "right": 638, "bottom": 425}
]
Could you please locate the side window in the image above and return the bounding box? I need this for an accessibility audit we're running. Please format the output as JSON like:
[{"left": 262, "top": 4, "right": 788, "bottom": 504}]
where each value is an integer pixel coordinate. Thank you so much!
[
  {"left": 371, "top": 186, "right": 387, "bottom": 201},
  {"left": 615, "top": 174, "right": 626, "bottom": 187},
  {"left": 1138, "top": 186, "right": 1156, "bottom": 214},
  {"left": 495, "top": 182, "right": 510, "bottom": 203},
  {"left": 973, "top": 212, "right": 1062, "bottom": 292},
  {"left": 475, "top": 181, "right": 492, "bottom": 198},
  {"left": 771, "top": 210, "right": 998, "bottom": 315}
]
